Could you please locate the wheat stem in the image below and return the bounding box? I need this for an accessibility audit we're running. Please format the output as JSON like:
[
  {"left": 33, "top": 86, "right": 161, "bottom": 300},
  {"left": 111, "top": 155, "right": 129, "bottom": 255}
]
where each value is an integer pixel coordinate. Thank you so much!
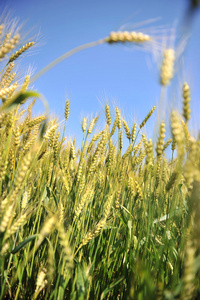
[{"left": 30, "top": 38, "right": 106, "bottom": 84}]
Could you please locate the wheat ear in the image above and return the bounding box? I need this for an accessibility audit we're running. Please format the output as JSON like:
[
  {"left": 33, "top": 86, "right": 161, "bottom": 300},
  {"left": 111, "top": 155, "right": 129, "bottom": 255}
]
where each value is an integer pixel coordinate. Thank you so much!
[{"left": 8, "top": 41, "right": 35, "bottom": 63}]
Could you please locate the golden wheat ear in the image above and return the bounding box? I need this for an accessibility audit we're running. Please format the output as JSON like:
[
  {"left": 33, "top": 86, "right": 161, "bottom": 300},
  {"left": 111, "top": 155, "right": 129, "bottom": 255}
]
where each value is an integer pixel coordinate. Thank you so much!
[
  {"left": 0, "top": 33, "right": 20, "bottom": 59},
  {"left": 105, "top": 31, "right": 151, "bottom": 43},
  {"left": 160, "top": 49, "right": 175, "bottom": 86},
  {"left": 139, "top": 106, "right": 156, "bottom": 130},
  {"left": 8, "top": 41, "right": 35, "bottom": 64},
  {"left": 182, "top": 82, "right": 191, "bottom": 123}
]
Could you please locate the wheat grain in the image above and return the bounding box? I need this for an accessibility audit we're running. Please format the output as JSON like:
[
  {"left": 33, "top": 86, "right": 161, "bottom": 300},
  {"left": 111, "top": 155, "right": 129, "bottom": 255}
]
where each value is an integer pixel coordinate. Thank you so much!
[
  {"left": 116, "top": 107, "right": 121, "bottom": 130},
  {"left": 8, "top": 41, "right": 35, "bottom": 63},
  {"left": 122, "top": 118, "right": 131, "bottom": 140},
  {"left": 106, "top": 31, "right": 151, "bottom": 44},
  {"left": 21, "top": 74, "right": 30, "bottom": 93},
  {"left": 14, "top": 125, "right": 20, "bottom": 146},
  {"left": 131, "top": 122, "right": 137, "bottom": 142},
  {"left": 0, "top": 33, "right": 20, "bottom": 59},
  {"left": 122, "top": 143, "right": 133, "bottom": 160},
  {"left": 3, "top": 72, "right": 16, "bottom": 88},
  {"left": 6, "top": 213, "right": 27, "bottom": 237},
  {"left": 160, "top": 48, "right": 175, "bottom": 86},
  {"left": 139, "top": 106, "right": 156, "bottom": 129},
  {"left": 87, "top": 118, "right": 95, "bottom": 134},
  {"left": 156, "top": 122, "right": 166, "bottom": 156},
  {"left": 0, "top": 62, "right": 15, "bottom": 88},
  {"left": 74, "top": 186, "right": 94, "bottom": 219},
  {"left": 0, "top": 242, "right": 10, "bottom": 256},
  {"left": 182, "top": 82, "right": 191, "bottom": 123},
  {"left": 0, "top": 82, "right": 18, "bottom": 99},
  {"left": 145, "top": 139, "right": 153, "bottom": 165},
  {"left": 119, "top": 129, "right": 123, "bottom": 151},
  {"left": 53, "top": 131, "right": 60, "bottom": 162},
  {"left": 135, "top": 180, "right": 143, "bottom": 200},
  {"left": 0, "top": 204, "right": 14, "bottom": 232},
  {"left": 35, "top": 267, "right": 47, "bottom": 294},
  {"left": 21, "top": 190, "right": 29, "bottom": 210},
  {"left": 27, "top": 115, "right": 46, "bottom": 128},
  {"left": 65, "top": 99, "right": 70, "bottom": 120},
  {"left": 171, "top": 111, "right": 184, "bottom": 159},
  {"left": 105, "top": 104, "right": 111, "bottom": 126},
  {"left": 14, "top": 152, "right": 31, "bottom": 189},
  {"left": 163, "top": 138, "right": 172, "bottom": 151},
  {"left": 181, "top": 234, "right": 196, "bottom": 300},
  {"left": 81, "top": 117, "right": 87, "bottom": 133},
  {"left": 0, "top": 159, "right": 8, "bottom": 183}
]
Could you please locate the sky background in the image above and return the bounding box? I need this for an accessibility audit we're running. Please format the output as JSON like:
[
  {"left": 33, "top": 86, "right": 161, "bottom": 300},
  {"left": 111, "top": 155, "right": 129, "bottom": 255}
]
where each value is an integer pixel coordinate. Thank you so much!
[{"left": 1, "top": 0, "right": 200, "bottom": 148}]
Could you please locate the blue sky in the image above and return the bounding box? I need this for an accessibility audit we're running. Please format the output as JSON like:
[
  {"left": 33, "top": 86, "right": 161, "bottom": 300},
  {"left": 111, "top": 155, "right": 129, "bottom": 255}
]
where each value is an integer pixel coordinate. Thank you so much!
[{"left": 1, "top": 0, "right": 200, "bottom": 147}]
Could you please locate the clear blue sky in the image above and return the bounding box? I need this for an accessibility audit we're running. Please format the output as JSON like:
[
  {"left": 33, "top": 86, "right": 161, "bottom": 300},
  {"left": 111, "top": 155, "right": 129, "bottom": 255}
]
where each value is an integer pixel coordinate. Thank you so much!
[{"left": 1, "top": 0, "right": 200, "bottom": 146}]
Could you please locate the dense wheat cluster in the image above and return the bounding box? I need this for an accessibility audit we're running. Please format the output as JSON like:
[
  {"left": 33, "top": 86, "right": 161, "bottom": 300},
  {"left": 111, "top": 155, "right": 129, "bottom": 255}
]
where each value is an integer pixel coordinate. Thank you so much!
[{"left": 0, "top": 14, "right": 200, "bottom": 300}]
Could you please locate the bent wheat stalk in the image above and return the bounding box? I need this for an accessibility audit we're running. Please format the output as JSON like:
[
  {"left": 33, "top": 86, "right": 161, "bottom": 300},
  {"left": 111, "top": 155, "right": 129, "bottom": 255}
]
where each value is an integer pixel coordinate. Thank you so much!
[
  {"left": 30, "top": 39, "right": 106, "bottom": 83},
  {"left": 30, "top": 30, "right": 154, "bottom": 84}
]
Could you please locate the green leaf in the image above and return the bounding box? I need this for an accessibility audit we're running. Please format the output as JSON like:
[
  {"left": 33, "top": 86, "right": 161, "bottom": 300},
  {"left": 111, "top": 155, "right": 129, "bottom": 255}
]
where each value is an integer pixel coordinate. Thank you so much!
[
  {"left": 153, "top": 208, "right": 182, "bottom": 224},
  {"left": 112, "top": 238, "right": 124, "bottom": 251},
  {"left": 0, "top": 91, "right": 40, "bottom": 112},
  {"left": 77, "top": 264, "right": 85, "bottom": 295},
  {"left": 39, "top": 120, "right": 48, "bottom": 140},
  {"left": 118, "top": 210, "right": 128, "bottom": 230},
  {"left": 11, "top": 234, "right": 39, "bottom": 254},
  {"left": 58, "top": 282, "right": 65, "bottom": 300},
  {"left": 0, "top": 90, "right": 49, "bottom": 115},
  {"left": 100, "top": 276, "right": 124, "bottom": 300}
]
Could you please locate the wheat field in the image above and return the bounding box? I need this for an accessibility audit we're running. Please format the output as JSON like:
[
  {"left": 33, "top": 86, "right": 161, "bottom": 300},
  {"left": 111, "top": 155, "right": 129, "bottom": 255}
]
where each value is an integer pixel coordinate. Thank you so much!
[{"left": 0, "top": 12, "right": 200, "bottom": 300}]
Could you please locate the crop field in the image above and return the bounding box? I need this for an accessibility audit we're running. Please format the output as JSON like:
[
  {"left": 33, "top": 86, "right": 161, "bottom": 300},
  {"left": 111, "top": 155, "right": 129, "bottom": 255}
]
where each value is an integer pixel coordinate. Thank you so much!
[{"left": 0, "top": 10, "right": 200, "bottom": 300}]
